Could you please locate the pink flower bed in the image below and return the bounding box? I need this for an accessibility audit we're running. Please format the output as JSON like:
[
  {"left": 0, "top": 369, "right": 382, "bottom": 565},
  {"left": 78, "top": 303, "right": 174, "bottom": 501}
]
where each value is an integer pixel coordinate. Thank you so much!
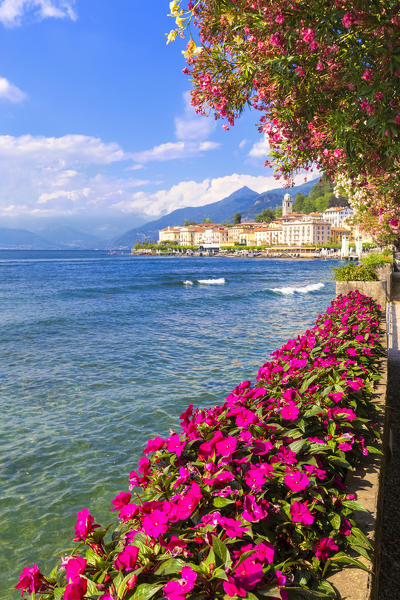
[{"left": 16, "top": 291, "right": 385, "bottom": 600}]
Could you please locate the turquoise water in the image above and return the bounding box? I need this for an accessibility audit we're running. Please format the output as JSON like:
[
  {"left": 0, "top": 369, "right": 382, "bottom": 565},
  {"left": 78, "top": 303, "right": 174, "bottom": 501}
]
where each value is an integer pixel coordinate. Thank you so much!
[{"left": 0, "top": 251, "right": 338, "bottom": 597}]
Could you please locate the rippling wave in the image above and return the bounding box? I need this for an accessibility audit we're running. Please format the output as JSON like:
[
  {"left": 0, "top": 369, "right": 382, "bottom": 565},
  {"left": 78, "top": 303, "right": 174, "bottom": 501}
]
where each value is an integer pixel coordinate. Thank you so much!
[{"left": 269, "top": 282, "right": 325, "bottom": 295}]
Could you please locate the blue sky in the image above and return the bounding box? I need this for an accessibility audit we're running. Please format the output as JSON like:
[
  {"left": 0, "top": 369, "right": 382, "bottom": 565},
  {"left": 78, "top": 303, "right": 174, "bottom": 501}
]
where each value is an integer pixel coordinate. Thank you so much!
[{"left": 0, "top": 0, "right": 309, "bottom": 238}]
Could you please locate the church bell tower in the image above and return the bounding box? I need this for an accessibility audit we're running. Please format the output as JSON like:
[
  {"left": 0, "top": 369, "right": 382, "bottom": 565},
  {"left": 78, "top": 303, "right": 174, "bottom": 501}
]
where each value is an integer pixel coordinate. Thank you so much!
[{"left": 282, "top": 193, "right": 293, "bottom": 217}]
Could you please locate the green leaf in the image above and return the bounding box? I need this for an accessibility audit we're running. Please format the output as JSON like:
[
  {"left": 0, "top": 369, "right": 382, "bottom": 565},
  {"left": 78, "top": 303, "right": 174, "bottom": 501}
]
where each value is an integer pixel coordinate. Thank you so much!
[
  {"left": 366, "top": 445, "right": 383, "bottom": 455},
  {"left": 86, "top": 579, "right": 101, "bottom": 596},
  {"left": 330, "top": 552, "right": 371, "bottom": 572},
  {"left": 213, "top": 497, "right": 234, "bottom": 508},
  {"left": 342, "top": 500, "right": 368, "bottom": 512},
  {"left": 289, "top": 438, "right": 306, "bottom": 453},
  {"left": 212, "top": 535, "right": 231, "bottom": 568},
  {"left": 54, "top": 588, "right": 66, "bottom": 600},
  {"left": 131, "top": 583, "right": 164, "bottom": 600},
  {"left": 328, "top": 456, "right": 351, "bottom": 469},
  {"left": 213, "top": 568, "right": 229, "bottom": 581},
  {"left": 348, "top": 527, "right": 372, "bottom": 549},
  {"left": 329, "top": 513, "right": 341, "bottom": 530},
  {"left": 155, "top": 558, "right": 186, "bottom": 575}
]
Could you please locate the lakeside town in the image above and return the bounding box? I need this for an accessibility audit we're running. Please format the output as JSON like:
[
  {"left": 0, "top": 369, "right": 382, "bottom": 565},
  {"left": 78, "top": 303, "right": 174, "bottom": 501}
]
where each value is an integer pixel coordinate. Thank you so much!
[{"left": 132, "top": 193, "right": 371, "bottom": 257}]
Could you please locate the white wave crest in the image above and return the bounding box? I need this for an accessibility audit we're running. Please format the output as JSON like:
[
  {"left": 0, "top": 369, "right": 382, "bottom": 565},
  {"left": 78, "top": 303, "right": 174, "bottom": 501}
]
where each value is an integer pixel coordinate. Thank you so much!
[
  {"left": 183, "top": 280, "right": 194, "bottom": 285},
  {"left": 198, "top": 278, "right": 226, "bottom": 285},
  {"left": 270, "top": 282, "right": 324, "bottom": 295}
]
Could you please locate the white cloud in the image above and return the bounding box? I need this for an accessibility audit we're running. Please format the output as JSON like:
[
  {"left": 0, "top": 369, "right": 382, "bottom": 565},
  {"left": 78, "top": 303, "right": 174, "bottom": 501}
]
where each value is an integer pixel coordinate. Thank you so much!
[
  {"left": 239, "top": 139, "right": 249, "bottom": 149},
  {"left": 249, "top": 135, "right": 270, "bottom": 158},
  {"left": 0, "top": 0, "right": 76, "bottom": 26},
  {"left": 0, "top": 134, "right": 149, "bottom": 218},
  {"left": 132, "top": 91, "right": 219, "bottom": 164},
  {"left": 110, "top": 172, "right": 309, "bottom": 217},
  {"left": 0, "top": 76, "right": 26, "bottom": 102},
  {"left": 132, "top": 140, "right": 220, "bottom": 164}
]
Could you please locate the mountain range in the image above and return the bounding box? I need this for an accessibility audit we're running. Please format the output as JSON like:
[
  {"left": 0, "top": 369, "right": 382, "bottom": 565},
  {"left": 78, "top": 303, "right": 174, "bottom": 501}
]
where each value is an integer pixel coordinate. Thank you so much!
[
  {"left": 111, "top": 179, "right": 317, "bottom": 248},
  {"left": 0, "top": 179, "right": 317, "bottom": 249}
]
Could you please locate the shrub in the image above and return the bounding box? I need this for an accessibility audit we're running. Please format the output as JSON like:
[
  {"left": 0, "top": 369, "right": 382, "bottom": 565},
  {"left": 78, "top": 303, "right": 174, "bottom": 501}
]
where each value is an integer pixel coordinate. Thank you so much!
[
  {"left": 361, "top": 252, "right": 393, "bottom": 271},
  {"left": 333, "top": 263, "right": 378, "bottom": 281},
  {"left": 16, "top": 292, "right": 384, "bottom": 600}
]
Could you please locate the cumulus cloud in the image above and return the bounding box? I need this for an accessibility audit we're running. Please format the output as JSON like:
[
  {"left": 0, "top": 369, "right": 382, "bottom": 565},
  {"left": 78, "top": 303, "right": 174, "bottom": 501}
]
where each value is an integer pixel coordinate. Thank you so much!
[
  {"left": 132, "top": 91, "right": 219, "bottom": 164},
  {"left": 110, "top": 172, "right": 309, "bottom": 217},
  {"left": 0, "top": 134, "right": 148, "bottom": 218},
  {"left": 132, "top": 139, "right": 220, "bottom": 164},
  {"left": 248, "top": 135, "right": 270, "bottom": 158},
  {"left": 0, "top": 0, "right": 76, "bottom": 26},
  {"left": 0, "top": 76, "right": 26, "bottom": 102}
]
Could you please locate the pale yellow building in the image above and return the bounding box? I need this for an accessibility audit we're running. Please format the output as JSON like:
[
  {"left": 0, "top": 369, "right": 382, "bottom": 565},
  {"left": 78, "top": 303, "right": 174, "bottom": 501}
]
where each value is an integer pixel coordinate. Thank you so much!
[{"left": 158, "top": 226, "right": 181, "bottom": 243}]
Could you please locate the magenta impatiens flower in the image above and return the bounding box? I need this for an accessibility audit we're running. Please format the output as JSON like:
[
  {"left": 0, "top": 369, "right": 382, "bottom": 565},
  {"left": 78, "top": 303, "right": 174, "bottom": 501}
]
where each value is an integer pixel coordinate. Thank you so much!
[
  {"left": 73, "top": 508, "right": 99, "bottom": 541},
  {"left": 64, "top": 578, "right": 87, "bottom": 600},
  {"left": 290, "top": 501, "right": 314, "bottom": 525},
  {"left": 314, "top": 537, "right": 339, "bottom": 561},
  {"left": 163, "top": 566, "right": 197, "bottom": 600},
  {"left": 114, "top": 545, "right": 139, "bottom": 571},
  {"left": 215, "top": 435, "right": 238, "bottom": 456},
  {"left": 280, "top": 402, "right": 299, "bottom": 421},
  {"left": 15, "top": 564, "right": 47, "bottom": 595},
  {"left": 64, "top": 556, "right": 87, "bottom": 583},
  {"left": 144, "top": 436, "right": 165, "bottom": 454},
  {"left": 284, "top": 471, "right": 310, "bottom": 492},
  {"left": 142, "top": 509, "right": 169, "bottom": 538},
  {"left": 242, "top": 494, "right": 268, "bottom": 522},
  {"left": 111, "top": 492, "right": 131, "bottom": 511},
  {"left": 166, "top": 434, "right": 186, "bottom": 457}
]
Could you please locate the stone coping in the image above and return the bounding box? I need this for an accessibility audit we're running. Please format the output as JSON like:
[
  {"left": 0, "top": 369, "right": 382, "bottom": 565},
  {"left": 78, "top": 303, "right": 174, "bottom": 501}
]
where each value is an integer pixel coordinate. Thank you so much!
[{"left": 326, "top": 321, "right": 388, "bottom": 599}]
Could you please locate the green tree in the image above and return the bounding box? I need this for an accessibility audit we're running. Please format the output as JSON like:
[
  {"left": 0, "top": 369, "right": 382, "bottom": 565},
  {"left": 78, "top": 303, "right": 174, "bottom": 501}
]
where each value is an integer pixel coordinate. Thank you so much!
[
  {"left": 255, "top": 208, "right": 274, "bottom": 223},
  {"left": 233, "top": 212, "right": 242, "bottom": 224},
  {"left": 273, "top": 207, "right": 282, "bottom": 218},
  {"left": 203, "top": 217, "right": 212, "bottom": 224},
  {"left": 293, "top": 193, "right": 305, "bottom": 213},
  {"left": 184, "top": 219, "right": 190, "bottom": 226}
]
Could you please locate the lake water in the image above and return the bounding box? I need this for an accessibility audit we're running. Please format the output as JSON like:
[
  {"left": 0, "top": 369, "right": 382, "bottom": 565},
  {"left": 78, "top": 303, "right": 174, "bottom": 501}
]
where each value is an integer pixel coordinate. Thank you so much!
[{"left": 0, "top": 251, "right": 339, "bottom": 597}]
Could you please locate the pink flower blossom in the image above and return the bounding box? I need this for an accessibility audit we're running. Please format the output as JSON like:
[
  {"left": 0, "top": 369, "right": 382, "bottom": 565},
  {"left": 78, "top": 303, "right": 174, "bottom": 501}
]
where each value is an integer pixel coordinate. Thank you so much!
[
  {"left": 284, "top": 471, "right": 310, "bottom": 492},
  {"left": 119, "top": 503, "right": 140, "bottom": 522},
  {"left": 242, "top": 494, "right": 268, "bottom": 522},
  {"left": 111, "top": 492, "right": 131, "bottom": 511},
  {"left": 216, "top": 435, "right": 238, "bottom": 456},
  {"left": 290, "top": 501, "right": 314, "bottom": 525},
  {"left": 64, "top": 557, "right": 87, "bottom": 583},
  {"left": 342, "top": 12, "right": 354, "bottom": 28},
  {"left": 362, "top": 68, "right": 373, "bottom": 82},
  {"left": 166, "top": 434, "right": 186, "bottom": 457},
  {"left": 163, "top": 566, "right": 197, "bottom": 600},
  {"left": 142, "top": 509, "right": 169, "bottom": 538},
  {"left": 64, "top": 579, "right": 87, "bottom": 600},
  {"left": 15, "top": 564, "right": 46, "bottom": 596},
  {"left": 73, "top": 508, "right": 99, "bottom": 542},
  {"left": 114, "top": 545, "right": 139, "bottom": 571},
  {"left": 144, "top": 436, "right": 165, "bottom": 454},
  {"left": 280, "top": 402, "right": 299, "bottom": 420},
  {"left": 314, "top": 537, "right": 339, "bottom": 561}
]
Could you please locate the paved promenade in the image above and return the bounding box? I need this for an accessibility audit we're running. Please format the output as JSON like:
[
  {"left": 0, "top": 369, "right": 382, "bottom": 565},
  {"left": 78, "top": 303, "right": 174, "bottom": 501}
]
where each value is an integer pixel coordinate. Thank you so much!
[{"left": 378, "top": 272, "right": 400, "bottom": 598}]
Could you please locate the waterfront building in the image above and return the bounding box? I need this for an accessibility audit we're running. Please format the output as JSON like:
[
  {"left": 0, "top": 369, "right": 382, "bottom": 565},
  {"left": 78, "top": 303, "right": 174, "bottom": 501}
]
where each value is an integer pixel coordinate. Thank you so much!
[
  {"left": 158, "top": 226, "right": 181, "bottom": 243},
  {"left": 203, "top": 227, "right": 230, "bottom": 248},
  {"left": 228, "top": 222, "right": 259, "bottom": 245},
  {"left": 330, "top": 226, "right": 355, "bottom": 244},
  {"left": 322, "top": 206, "right": 354, "bottom": 227},
  {"left": 282, "top": 219, "right": 331, "bottom": 246}
]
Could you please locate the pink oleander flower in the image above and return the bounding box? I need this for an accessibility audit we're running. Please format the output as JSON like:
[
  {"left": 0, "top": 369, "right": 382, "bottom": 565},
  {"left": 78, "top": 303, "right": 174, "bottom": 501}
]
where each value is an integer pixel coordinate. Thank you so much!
[
  {"left": 275, "top": 13, "right": 284, "bottom": 24},
  {"left": 163, "top": 566, "right": 197, "bottom": 600},
  {"left": 284, "top": 471, "right": 310, "bottom": 492},
  {"left": 216, "top": 435, "right": 238, "bottom": 456},
  {"left": 111, "top": 492, "right": 131, "bottom": 511},
  {"left": 314, "top": 537, "right": 339, "bottom": 561},
  {"left": 114, "top": 545, "right": 139, "bottom": 571},
  {"left": 342, "top": 12, "right": 354, "bottom": 28},
  {"left": 73, "top": 508, "right": 99, "bottom": 542},
  {"left": 64, "top": 556, "right": 87, "bottom": 583},
  {"left": 302, "top": 28, "right": 315, "bottom": 43},
  {"left": 64, "top": 578, "right": 87, "bottom": 600},
  {"left": 290, "top": 501, "right": 314, "bottom": 525},
  {"left": 15, "top": 564, "right": 46, "bottom": 596},
  {"left": 295, "top": 66, "right": 305, "bottom": 77},
  {"left": 280, "top": 402, "right": 299, "bottom": 421},
  {"left": 142, "top": 509, "right": 169, "bottom": 538},
  {"left": 362, "top": 68, "right": 373, "bottom": 81}
]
